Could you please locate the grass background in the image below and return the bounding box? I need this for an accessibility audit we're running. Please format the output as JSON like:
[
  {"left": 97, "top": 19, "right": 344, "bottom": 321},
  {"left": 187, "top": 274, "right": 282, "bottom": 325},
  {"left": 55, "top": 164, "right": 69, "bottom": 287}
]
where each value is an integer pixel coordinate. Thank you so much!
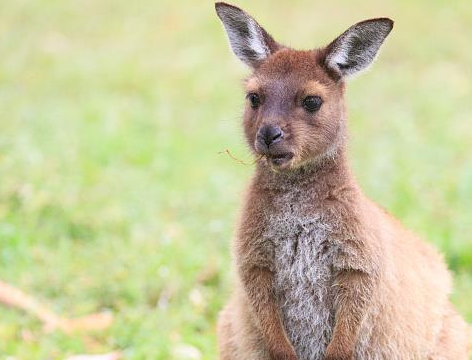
[{"left": 0, "top": 0, "right": 471, "bottom": 359}]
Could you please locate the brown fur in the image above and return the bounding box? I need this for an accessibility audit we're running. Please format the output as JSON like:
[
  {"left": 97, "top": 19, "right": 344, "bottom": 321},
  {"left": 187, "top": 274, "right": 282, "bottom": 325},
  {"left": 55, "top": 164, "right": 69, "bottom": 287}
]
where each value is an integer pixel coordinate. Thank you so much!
[{"left": 215, "top": 4, "right": 471, "bottom": 360}]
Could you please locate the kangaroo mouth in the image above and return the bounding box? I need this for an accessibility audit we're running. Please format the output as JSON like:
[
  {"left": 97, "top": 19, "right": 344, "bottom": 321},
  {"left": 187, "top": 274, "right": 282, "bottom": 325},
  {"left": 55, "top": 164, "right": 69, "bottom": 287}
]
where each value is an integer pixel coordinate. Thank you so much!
[{"left": 266, "top": 152, "right": 294, "bottom": 166}]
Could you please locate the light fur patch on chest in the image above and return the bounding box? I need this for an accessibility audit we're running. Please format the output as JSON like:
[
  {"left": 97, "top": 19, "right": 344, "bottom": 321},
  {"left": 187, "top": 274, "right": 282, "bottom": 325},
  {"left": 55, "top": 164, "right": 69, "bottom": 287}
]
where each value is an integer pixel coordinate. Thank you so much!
[{"left": 264, "top": 200, "right": 337, "bottom": 360}]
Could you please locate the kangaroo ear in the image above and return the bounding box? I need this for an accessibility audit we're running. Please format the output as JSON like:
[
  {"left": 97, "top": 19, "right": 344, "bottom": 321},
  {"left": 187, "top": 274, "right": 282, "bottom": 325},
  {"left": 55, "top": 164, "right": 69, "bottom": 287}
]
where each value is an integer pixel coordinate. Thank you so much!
[
  {"left": 215, "top": 2, "right": 280, "bottom": 68},
  {"left": 324, "top": 18, "right": 394, "bottom": 79}
]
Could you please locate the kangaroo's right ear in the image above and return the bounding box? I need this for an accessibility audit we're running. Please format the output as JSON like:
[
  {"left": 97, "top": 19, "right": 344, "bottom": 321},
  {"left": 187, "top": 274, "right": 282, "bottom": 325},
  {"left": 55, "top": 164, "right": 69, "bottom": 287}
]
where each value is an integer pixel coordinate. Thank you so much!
[
  {"left": 215, "top": 2, "right": 280, "bottom": 68},
  {"left": 324, "top": 18, "right": 394, "bottom": 79}
]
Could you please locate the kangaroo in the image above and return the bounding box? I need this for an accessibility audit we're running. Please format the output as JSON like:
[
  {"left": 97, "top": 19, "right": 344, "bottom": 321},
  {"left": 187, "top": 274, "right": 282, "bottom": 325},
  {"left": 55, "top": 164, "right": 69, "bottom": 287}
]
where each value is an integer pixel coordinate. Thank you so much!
[{"left": 215, "top": 3, "right": 470, "bottom": 360}]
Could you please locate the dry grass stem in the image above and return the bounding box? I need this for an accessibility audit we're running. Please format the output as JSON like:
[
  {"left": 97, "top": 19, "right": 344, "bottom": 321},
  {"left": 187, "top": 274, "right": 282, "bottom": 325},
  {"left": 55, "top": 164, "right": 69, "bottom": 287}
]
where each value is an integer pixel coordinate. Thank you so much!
[{"left": 218, "top": 149, "right": 264, "bottom": 166}]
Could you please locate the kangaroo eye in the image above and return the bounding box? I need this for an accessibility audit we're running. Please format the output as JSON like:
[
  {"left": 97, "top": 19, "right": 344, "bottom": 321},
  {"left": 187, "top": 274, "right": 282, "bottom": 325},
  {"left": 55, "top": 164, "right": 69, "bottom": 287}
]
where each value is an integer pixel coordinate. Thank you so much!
[
  {"left": 303, "top": 96, "right": 323, "bottom": 113},
  {"left": 247, "top": 93, "right": 261, "bottom": 109}
]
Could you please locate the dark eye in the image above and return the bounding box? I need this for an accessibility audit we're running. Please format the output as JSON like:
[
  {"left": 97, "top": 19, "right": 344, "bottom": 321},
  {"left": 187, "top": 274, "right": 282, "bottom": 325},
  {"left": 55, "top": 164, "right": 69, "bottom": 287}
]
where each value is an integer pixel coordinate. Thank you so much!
[
  {"left": 302, "top": 96, "right": 323, "bottom": 113},
  {"left": 247, "top": 93, "right": 261, "bottom": 109}
]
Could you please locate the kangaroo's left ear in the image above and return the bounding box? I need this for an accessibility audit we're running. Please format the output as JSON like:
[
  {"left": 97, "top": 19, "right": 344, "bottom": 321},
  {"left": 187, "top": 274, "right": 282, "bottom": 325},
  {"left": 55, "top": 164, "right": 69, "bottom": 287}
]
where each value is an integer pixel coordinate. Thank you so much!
[
  {"left": 215, "top": 2, "right": 280, "bottom": 68},
  {"left": 324, "top": 18, "right": 394, "bottom": 79}
]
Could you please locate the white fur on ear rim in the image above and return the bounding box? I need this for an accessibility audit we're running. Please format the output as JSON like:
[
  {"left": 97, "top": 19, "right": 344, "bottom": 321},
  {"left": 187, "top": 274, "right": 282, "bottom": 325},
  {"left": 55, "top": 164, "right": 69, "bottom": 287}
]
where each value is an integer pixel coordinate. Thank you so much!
[
  {"left": 325, "top": 18, "right": 394, "bottom": 79},
  {"left": 215, "top": 2, "right": 278, "bottom": 68}
]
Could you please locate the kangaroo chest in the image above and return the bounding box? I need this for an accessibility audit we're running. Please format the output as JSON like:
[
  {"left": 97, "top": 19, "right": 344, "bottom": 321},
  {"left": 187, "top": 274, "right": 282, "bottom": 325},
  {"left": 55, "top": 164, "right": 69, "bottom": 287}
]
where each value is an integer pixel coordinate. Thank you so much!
[{"left": 265, "top": 196, "right": 336, "bottom": 360}]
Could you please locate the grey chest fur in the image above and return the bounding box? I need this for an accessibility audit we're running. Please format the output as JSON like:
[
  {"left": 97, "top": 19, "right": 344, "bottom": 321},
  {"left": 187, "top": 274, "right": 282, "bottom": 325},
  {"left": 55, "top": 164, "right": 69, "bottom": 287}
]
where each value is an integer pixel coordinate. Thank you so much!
[{"left": 265, "top": 198, "right": 336, "bottom": 360}]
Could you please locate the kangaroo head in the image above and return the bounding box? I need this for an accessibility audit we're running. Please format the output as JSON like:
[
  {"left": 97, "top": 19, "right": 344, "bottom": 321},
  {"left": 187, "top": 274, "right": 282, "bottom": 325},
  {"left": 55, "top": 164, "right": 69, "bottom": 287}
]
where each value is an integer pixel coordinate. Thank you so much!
[{"left": 216, "top": 2, "right": 393, "bottom": 170}]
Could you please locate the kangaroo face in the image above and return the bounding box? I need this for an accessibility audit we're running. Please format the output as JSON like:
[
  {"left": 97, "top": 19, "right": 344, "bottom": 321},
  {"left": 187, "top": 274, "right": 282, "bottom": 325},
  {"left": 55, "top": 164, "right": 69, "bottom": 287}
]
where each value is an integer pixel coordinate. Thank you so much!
[
  {"left": 216, "top": 2, "right": 393, "bottom": 170},
  {"left": 243, "top": 49, "right": 345, "bottom": 169}
]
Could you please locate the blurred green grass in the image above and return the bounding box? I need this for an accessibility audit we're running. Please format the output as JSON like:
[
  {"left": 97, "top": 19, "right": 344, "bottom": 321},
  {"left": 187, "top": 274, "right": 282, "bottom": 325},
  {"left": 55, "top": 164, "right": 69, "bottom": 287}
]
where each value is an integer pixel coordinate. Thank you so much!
[{"left": 0, "top": 0, "right": 471, "bottom": 359}]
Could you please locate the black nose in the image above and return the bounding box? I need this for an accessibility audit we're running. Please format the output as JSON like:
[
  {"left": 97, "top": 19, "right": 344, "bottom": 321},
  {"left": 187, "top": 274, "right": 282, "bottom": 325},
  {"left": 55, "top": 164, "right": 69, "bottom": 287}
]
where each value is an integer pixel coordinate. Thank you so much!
[{"left": 258, "top": 125, "right": 284, "bottom": 148}]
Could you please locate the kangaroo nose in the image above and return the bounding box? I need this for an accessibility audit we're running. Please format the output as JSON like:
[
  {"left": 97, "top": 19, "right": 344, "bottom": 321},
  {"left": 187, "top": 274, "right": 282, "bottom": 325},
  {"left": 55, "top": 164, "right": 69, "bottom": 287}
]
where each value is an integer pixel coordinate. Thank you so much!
[{"left": 258, "top": 125, "right": 284, "bottom": 147}]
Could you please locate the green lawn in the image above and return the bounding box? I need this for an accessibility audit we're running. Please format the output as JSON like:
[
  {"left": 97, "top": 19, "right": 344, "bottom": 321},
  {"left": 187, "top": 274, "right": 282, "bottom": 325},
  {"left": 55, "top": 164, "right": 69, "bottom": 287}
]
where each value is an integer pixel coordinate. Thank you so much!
[{"left": 0, "top": 0, "right": 471, "bottom": 359}]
